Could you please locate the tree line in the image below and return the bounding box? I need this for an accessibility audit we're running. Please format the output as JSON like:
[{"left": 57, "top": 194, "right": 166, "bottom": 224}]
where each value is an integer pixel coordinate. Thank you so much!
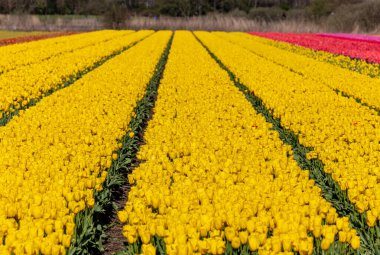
[
  {"left": 0, "top": 0, "right": 338, "bottom": 16},
  {"left": 1, "top": 0, "right": 379, "bottom": 33}
]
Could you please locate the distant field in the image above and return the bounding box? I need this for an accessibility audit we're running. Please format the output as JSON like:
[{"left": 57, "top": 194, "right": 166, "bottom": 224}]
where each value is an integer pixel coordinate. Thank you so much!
[
  {"left": 0, "top": 30, "right": 75, "bottom": 46},
  {"left": 0, "top": 30, "right": 48, "bottom": 39}
]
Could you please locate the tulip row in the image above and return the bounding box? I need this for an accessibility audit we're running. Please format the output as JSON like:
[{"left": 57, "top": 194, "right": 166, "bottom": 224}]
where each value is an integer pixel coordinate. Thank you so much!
[
  {"left": 216, "top": 32, "right": 380, "bottom": 112},
  {"left": 249, "top": 32, "right": 380, "bottom": 77},
  {"left": 0, "top": 31, "right": 171, "bottom": 255},
  {"left": 0, "top": 30, "right": 131, "bottom": 74},
  {"left": 195, "top": 30, "right": 380, "bottom": 247},
  {"left": 250, "top": 32, "right": 380, "bottom": 64},
  {"left": 0, "top": 32, "right": 74, "bottom": 47},
  {"left": 70, "top": 31, "right": 173, "bottom": 255},
  {"left": 118, "top": 31, "right": 359, "bottom": 255},
  {"left": 0, "top": 30, "right": 151, "bottom": 124}
]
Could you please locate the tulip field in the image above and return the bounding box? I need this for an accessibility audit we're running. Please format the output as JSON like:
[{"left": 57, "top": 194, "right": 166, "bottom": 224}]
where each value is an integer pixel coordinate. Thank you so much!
[{"left": 0, "top": 30, "right": 379, "bottom": 255}]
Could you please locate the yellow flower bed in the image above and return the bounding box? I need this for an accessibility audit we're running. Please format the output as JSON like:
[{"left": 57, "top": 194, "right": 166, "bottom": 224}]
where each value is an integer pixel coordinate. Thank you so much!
[
  {"left": 0, "top": 30, "right": 133, "bottom": 74},
  {"left": 0, "top": 31, "right": 171, "bottom": 255},
  {"left": 0, "top": 30, "right": 153, "bottom": 119},
  {"left": 118, "top": 31, "right": 359, "bottom": 255},
  {"left": 215, "top": 32, "right": 380, "bottom": 111},
  {"left": 195, "top": 31, "right": 380, "bottom": 225},
  {"left": 248, "top": 33, "right": 380, "bottom": 78}
]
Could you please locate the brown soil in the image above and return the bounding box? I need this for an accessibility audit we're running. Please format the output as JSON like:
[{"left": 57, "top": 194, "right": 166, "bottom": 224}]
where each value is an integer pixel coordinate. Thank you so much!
[{"left": 103, "top": 183, "right": 131, "bottom": 255}]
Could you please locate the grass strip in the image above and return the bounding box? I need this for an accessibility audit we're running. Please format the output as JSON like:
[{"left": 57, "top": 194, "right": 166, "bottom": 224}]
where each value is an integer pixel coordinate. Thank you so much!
[
  {"left": 194, "top": 32, "right": 378, "bottom": 255},
  {"left": 0, "top": 32, "right": 152, "bottom": 128},
  {"left": 68, "top": 32, "right": 173, "bottom": 255}
]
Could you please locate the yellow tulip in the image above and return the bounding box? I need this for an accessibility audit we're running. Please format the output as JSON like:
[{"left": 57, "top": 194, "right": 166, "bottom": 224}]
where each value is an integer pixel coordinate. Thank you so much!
[
  {"left": 351, "top": 235, "right": 360, "bottom": 250},
  {"left": 198, "top": 240, "right": 210, "bottom": 254},
  {"left": 231, "top": 236, "right": 241, "bottom": 249},
  {"left": 238, "top": 231, "right": 248, "bottom": 244},
  {"left": 141, "top": 244, "right": 156, "bottom": 255},
  {"left": 248, "top": 235, "right": 260, "bottom": 251},
  {"left": 338, "top": 231, "right": 347, "bottom": 243},
  {"left": 117, "top": 211, "right": 128, "bottom": 224},
  {"left": 224, "top": 227, "right": 235, "bottom": 242},
  {"left": 366, "top": 211, "right": 377, "bottom": 227},
  {"left": 321, "top": 238, "right": 331, "bottom": 250},
  {"left": 140, "top": 230, "right": 151, "bottom": 244}
]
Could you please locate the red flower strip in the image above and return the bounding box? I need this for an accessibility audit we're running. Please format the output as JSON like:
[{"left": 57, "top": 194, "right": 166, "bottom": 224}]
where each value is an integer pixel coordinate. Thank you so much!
[
  {"left": 249, "top": 32, "right": 380, "bottom": 64},
  {"left": 317, "top": 33, "right": 380, "bottom": 44}
]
